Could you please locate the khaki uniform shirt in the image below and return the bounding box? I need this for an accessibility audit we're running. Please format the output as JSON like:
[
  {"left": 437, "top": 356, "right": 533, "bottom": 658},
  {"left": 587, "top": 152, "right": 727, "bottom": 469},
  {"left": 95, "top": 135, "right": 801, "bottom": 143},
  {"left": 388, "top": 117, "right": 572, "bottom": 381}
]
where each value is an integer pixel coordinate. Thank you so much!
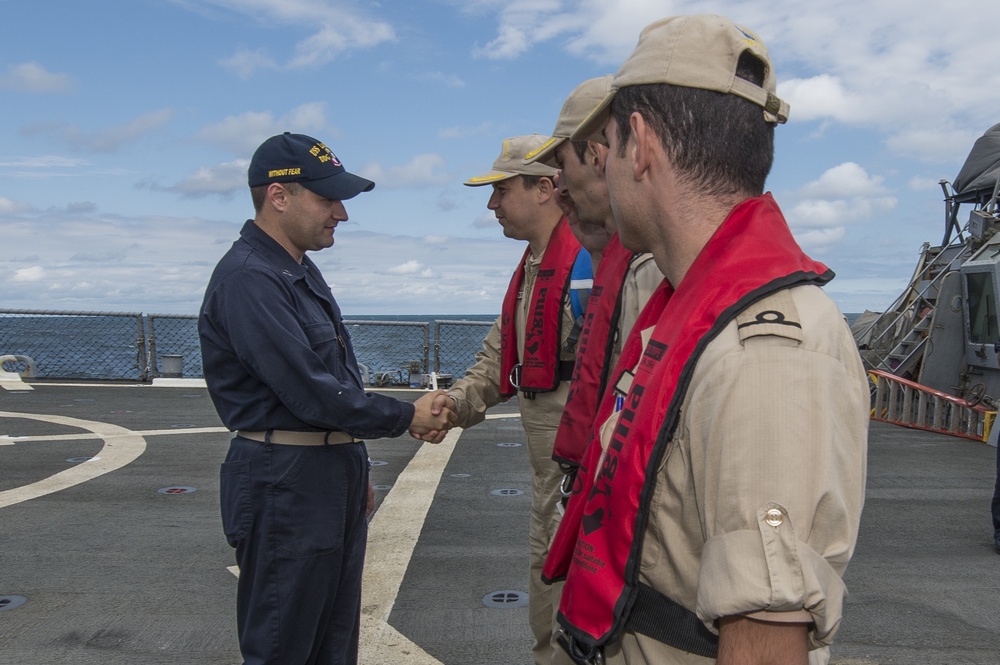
[
  {"left": 595, "top": 285, "right": 869, "bottom": 665},
  {"left": 448, "top": 249, "right": 578, "bottom": 492},
  {"left": 611, "top": 253, "right": 663, "bottom": 372}
]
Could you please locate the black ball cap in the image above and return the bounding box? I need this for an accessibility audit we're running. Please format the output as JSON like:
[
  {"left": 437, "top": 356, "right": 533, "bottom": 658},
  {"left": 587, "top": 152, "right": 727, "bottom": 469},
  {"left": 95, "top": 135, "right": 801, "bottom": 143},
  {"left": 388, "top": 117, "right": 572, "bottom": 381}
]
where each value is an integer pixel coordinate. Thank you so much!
[{"left": 248, "top": 132, "right": 375, "bottom": 200}]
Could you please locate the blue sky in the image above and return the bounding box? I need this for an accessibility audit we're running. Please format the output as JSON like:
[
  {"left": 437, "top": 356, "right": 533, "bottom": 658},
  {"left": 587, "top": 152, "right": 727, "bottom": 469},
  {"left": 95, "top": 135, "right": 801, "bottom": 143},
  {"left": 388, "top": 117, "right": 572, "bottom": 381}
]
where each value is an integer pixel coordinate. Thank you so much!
[{"left": 2, "top": 0, "right": 999, "bottom": 316}]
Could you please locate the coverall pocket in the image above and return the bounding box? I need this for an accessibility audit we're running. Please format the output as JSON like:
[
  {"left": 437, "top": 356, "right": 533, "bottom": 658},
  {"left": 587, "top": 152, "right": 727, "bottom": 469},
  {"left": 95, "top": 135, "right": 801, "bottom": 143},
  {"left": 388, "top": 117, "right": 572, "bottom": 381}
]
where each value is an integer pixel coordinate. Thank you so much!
[
  {"left": 303, "top": 321, "right": 338, "bottom": 347},
  {"left": 220, "top": 460, "right": 253, "bottom": 547},
  {"left": 273, "top": 447, "right": 349, "bottom": 558}
]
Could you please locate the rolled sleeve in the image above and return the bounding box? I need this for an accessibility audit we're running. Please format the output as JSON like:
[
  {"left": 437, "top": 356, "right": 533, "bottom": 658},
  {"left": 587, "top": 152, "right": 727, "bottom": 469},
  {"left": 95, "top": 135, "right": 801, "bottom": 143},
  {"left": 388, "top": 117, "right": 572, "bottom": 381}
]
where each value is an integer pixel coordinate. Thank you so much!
[{"left": 685, "top": 321, "right": 867, "bottom": 645}]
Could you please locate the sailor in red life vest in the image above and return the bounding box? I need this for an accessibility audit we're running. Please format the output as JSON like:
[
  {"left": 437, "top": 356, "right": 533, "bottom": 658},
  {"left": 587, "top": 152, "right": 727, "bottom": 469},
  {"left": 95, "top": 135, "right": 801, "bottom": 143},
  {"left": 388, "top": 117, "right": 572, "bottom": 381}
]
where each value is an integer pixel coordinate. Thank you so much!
[
  {"left": 544, "top": 15, "right": 869, "bottom": 665},
  {"left": 523, "top": 76, "right": 664, "bottom": 511},
  {"left": 419, "top": 134, "right": 591, "bottom": 665}
]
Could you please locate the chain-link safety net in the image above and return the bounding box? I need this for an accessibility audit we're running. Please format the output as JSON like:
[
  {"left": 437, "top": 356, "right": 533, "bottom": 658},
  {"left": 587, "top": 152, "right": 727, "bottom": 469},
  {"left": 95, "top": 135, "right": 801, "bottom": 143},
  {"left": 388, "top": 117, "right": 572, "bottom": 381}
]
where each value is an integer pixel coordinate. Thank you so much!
[
  {"left": 433, "top": 320, "right": 495, "bottom": 385},
  {"left": 1, "top": 309, "right": 494, "bottom": 385},
  {"left": 147, "top": 314, "right": 201, "bottom": 378},
  {"left": 0, "top": 309, "right": 147, "bottom": 380}
]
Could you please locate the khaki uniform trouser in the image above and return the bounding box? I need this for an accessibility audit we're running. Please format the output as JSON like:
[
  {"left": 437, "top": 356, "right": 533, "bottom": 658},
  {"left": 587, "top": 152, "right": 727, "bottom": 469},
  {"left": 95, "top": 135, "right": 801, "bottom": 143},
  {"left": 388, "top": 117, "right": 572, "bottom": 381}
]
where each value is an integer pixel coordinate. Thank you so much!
[{"left": 527, "top": 427, "right": 576, "bottom": 665}]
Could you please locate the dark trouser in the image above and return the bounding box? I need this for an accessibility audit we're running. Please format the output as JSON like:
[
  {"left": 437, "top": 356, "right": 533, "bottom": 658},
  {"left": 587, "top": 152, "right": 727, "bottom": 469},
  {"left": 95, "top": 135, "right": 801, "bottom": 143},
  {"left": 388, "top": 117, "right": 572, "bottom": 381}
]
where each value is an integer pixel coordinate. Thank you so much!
[
  {"left": 993, "top": 442, "right": 1000, "bottom": 549},
  {"left": 221, "top": 435, "right": 369, "bottom": 665}
]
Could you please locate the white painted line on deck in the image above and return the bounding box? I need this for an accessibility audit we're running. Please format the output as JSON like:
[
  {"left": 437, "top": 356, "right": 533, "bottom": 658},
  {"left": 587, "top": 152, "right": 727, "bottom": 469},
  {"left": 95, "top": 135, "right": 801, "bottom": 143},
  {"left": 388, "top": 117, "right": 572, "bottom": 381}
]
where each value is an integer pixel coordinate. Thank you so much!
[
  {"left": 359, "top": 428, "right": 461, "bottom": 664},
  {"left": 0, "top": 411, "right": 148, "bottom": 509},
  {"left": 0, "top": 426, "right": 229, "bottom": 443},
  {"left": 358, "top": 411, "right": 520, "bottom": 662}
]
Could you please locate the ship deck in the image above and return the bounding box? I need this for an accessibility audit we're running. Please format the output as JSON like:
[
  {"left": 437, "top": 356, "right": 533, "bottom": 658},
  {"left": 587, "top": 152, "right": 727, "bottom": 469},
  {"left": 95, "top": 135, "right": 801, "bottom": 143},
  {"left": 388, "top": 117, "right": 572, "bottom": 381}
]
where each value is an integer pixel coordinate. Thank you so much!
[{"left": 1, "top": 382, "right": 998, "bottom": 664}]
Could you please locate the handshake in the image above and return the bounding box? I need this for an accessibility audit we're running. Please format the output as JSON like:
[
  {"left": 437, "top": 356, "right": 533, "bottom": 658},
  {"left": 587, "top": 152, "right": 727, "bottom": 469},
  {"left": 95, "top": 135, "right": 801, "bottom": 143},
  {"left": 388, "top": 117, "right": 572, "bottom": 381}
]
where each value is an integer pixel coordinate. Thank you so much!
[{"left": 407, "top": 390, "right": 459, "bottom": 443}]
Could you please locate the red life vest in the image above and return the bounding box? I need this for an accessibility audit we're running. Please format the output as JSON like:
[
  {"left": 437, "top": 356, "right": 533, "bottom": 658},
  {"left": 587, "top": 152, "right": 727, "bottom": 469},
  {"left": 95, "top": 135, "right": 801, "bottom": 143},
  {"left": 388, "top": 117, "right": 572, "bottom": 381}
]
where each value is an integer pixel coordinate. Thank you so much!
[
  {"left": 543, "top": 195, "right": 832, "bottom": 655},
  {"left": 499, "top": 217, "right": 582, "bottom": 398},
  {"left": 552, "top": 234, "right": 639, "bottom": 467}
]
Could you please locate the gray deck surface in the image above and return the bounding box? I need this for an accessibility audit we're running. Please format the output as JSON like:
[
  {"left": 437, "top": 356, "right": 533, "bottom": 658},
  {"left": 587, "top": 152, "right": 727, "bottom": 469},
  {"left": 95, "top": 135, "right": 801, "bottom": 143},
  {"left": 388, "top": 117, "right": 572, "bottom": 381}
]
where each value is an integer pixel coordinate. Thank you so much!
[{"left": 0, "top": 383, "right": 998, "bottom": 664}]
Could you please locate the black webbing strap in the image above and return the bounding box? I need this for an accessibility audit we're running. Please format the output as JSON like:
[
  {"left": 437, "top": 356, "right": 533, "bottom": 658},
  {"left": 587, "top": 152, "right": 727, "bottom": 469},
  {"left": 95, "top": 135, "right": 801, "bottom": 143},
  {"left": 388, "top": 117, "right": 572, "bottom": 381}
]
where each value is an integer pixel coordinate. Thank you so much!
[
  {"left": 563, "top": 313, "right": 586, "bottom": 354},
  {"left": 625, "top": 583, "right": 719, "bottom": 658}
]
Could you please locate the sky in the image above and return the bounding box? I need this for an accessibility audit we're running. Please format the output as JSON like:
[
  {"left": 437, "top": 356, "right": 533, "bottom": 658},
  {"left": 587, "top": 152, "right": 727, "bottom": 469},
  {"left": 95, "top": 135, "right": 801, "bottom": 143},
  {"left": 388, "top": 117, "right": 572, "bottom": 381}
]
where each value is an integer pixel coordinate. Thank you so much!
[{"left": 2, "top": 0, "right": 999, "bottom": 316}]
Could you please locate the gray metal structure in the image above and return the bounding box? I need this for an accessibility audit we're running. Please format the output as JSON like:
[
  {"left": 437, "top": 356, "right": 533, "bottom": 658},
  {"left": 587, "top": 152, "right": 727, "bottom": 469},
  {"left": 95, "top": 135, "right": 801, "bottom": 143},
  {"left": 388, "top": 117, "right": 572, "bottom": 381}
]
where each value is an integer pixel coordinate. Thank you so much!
[{"left": 855, "top": 123, "right": 1000, "bottom": 408}]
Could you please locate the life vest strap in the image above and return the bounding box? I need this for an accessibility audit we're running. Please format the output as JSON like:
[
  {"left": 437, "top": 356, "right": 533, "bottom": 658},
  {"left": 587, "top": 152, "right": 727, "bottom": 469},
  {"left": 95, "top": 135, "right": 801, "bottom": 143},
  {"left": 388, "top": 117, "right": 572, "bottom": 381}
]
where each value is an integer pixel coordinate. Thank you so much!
[{"left": 626, "top": 583, "right": 719, "bottom": 658}]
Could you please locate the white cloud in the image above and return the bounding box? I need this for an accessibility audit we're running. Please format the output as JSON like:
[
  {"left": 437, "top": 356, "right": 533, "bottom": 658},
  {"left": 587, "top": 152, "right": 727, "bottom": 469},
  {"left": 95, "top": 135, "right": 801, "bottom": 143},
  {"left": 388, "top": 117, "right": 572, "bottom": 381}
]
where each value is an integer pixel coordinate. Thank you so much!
[
  {"left": 438, "top": 122, "right": 493, "bottom": 140},
  {"left": 785, "top": 162, "right": 897, "bottom": 232},
  {"left": 386, "top": 260, "right": 426, "bottom": 275},
  {"left": 318, "top": 230, "right": 522, "bottom": 314},
  {"left": 800, "top": 162, "right": 887, "bottom": 198},
  {"left": 0, "top": 197, "right": 33, "bottom": 214},
  {"left": 153, "top": 159, "right": 250, "bottom": 199},
  {"left": 195, "top": 103, "right": 329, "bottom": 155},
  {"left": 417, "top": 71, "right": 466, "bottom": 88},
  {"left": 288, "top": 21, "right": 395, "bottom": 68},
  {"left": 468, "top": 0, "right": 667, "bottom": 62},
  {"left": 0, "top": 62, "right": 73, "bottom": 92},
  {"left": 359, "top": 154, "right": 450, "bottom": 189},
  {"left": 31, "top": 109, "right": 175, "bottom": 154},
  {"left": 463, "top": 1, "right": 1000, "bottom": 162},
  {"left": 884, "top": 127, "right": 983, "bottom": 164},
  {"left": 0, "top": 156, "right": 88, "bottom": 169},
  {"left": 472, "top": 211, "right": 498, "bottom": 229},
  {"left": 203, "top": 0, "right": 395, "bottom": 76},
  {"left": 908, "top": 176, "right": 945, "bottom": 192},
  {"left": 0, "top": 209, "right": 524, "bottom": 314},
  {"left": 793, "top": 227, "right": 847, "bottom": 251},
  {"left": 12, "top": 266, "right": 45, "bottom": 282},
  {"left": 219, "top": 49, "right": 277, "bottom": 79},
  {"left": 778, "top": 75, "right": 859, "bottom": 123}
]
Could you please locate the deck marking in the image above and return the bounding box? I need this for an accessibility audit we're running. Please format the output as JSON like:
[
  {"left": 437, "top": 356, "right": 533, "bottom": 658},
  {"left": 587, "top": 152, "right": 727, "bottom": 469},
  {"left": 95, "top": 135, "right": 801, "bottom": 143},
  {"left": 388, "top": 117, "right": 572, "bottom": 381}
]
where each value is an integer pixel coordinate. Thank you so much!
[
  {"left": 359, "top": 427, "right": 463, "bottom": 664},
  {"left": 0, "top": 411, "right": 147, "bottom": 509},
  {"left": 358, "top": 411, "right": 521, "bottom": 661},
  {"left": 0, "top": 426, "right": 229, "bottom": 443}
]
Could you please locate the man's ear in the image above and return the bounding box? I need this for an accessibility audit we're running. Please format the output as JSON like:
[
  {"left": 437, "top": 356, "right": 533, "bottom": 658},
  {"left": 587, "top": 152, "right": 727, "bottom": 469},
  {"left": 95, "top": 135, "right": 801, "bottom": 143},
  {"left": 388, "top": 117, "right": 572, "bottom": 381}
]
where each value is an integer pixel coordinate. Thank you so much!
[
  {"left": 536, "top": 174, "right": 557, "bottom": 202},
  {"left": 629, "top": 111, "right": 654, "bottom": 182},
  {"left": 589, "top": 141, "right": 609, "bottom": 177},
  {"left": 267, "top": 182, "right": 291, "bottom": 211}
]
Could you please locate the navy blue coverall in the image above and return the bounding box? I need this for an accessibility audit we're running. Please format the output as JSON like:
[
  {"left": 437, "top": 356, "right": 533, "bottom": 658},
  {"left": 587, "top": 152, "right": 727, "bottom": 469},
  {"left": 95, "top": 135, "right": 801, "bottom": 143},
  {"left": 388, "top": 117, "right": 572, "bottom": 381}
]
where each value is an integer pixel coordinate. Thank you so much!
[{"left": 199, "top": 220, "right": 414, "bottom": 664}]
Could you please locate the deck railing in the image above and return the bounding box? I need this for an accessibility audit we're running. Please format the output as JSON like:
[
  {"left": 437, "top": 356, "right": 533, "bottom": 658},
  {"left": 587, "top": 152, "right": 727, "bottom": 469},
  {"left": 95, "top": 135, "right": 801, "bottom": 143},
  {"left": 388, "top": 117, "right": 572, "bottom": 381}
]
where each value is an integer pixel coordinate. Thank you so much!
[
  {"left": 869, "top": 369, "right": 996, "bottom": 442},
  {"left": 0, "top": 309, "right": 492, "bottom": 384}
]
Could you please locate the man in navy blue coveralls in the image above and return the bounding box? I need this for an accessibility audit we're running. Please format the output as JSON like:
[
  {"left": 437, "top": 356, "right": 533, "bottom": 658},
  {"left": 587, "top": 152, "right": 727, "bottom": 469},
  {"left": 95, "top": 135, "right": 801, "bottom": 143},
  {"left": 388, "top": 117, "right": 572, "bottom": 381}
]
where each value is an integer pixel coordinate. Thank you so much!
[{"left": 199, "top": 132, "right": 456, "bottom": 665}]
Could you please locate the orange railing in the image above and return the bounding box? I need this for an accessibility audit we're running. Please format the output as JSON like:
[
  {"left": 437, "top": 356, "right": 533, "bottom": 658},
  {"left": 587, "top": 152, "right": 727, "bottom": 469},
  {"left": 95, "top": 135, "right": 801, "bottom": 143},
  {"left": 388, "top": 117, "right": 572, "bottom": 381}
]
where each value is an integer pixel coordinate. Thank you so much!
[{"left": 868, "top": 369, "right": 996, "bottom": 442}]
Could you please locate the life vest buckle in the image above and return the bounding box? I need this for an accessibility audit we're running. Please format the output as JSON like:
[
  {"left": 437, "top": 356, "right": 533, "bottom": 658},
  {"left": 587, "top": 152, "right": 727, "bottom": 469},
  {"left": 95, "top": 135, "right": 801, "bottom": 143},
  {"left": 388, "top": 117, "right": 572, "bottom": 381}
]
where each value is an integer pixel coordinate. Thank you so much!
[
  {"left": 509, "top": 363, "right": 522, "bottom": 390},
  {"left": 510, "top": 363, "right": 537, "bottom": 399},
  {"left": 558, "top": 630, "right": 605, "bottom": 665}
]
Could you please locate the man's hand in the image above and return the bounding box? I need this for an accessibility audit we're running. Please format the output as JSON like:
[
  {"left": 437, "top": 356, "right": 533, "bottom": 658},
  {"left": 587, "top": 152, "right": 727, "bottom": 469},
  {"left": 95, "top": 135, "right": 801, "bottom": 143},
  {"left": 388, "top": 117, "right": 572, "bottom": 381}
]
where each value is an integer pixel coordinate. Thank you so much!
[{"left": 408, "top": 390, "right": 457, "bottom": 442}]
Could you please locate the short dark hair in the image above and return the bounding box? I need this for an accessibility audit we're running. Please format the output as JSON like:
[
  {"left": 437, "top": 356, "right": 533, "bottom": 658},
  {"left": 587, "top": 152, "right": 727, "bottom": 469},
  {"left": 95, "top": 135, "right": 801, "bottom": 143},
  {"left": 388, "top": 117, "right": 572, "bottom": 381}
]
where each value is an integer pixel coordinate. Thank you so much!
[
  {"left": 519, "top": 174, "right": 555, "bottom": 190},
  {"left": 610, "top": 51, "right": 774, "bottom": 198},
  {"left": 250, "top": 181, "right": 303, "bottom": 211},
  {"left": 570, "top": 140, "right": 589, "bottom": 164}
]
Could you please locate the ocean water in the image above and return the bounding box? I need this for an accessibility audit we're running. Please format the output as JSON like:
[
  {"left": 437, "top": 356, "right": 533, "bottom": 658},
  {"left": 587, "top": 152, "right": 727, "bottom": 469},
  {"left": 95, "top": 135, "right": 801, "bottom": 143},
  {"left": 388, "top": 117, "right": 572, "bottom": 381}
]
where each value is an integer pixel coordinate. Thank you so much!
[
  {"left": 0, "top": 313, "right": 496, "bottom": 382},
  {"left": 1, "top": 311, "right": 863, "bottom": 382}
]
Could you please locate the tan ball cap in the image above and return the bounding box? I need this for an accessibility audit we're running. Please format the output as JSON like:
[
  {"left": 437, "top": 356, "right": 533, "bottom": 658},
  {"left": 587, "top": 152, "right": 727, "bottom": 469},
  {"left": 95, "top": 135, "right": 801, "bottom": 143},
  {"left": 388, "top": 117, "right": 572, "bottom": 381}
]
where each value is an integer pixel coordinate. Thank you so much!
[
  {"left": 523, "top": 75, "right": 614, "bottom": 168},
  {"left": 464, "top": 134, "right": 559, "bottom": 186},
  {"left": 572, "top": 14, "right": 790, "bottom": 143}
]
